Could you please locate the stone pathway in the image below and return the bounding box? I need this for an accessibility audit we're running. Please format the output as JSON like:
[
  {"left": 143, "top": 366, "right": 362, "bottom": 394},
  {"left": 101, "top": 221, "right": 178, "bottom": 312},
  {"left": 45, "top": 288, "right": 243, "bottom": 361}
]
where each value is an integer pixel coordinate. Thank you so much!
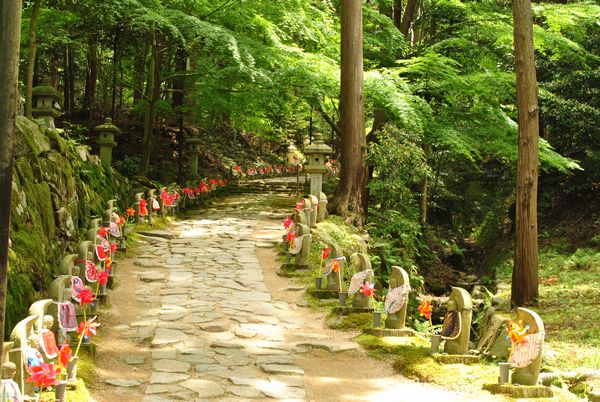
[{"left": 131, "top": 215, "right": 307, "bottom": 401}]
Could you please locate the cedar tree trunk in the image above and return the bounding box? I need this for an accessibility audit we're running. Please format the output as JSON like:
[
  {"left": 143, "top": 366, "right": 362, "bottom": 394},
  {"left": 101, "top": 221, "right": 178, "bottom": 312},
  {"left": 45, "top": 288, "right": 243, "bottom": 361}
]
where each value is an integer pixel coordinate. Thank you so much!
[
  {"left": 328, "top": 0, "right": 368, "bottom": 223},
  {"left": 512, "top": 0, "right": 539, "bottom": 307},
  {"left": 24, "top": 0, "right": 41, "bottom": 118},
  {"left": 0, "top": 0, "right": 23, "bottom": 363}
]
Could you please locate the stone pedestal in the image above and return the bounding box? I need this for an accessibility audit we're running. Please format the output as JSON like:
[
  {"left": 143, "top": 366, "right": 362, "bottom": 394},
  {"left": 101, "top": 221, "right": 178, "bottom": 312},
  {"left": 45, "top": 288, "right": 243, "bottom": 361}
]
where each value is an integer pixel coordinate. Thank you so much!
[
  {"left": 433, "top": 353, "right": 480, "bottom": 364},
  {"left": 364, "top": 328, "right": 415, "bottom": 337},
  {"left": 483, "top": 384, "right": 553, "bottom": 398}
]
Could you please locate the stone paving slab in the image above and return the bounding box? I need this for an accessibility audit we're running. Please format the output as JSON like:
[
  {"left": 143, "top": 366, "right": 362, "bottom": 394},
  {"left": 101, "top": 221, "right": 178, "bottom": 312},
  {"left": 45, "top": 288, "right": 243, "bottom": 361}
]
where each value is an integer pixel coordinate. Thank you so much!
[{"left": 128, "top": 216, "right": 307, "bottom": 401}]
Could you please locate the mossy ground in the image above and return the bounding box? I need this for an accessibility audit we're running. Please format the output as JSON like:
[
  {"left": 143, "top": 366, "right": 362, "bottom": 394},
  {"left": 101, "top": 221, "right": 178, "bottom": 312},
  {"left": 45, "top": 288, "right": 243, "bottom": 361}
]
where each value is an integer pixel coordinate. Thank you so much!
[{"left": 495, "top": 246, "right": 600, "bottom": 371}]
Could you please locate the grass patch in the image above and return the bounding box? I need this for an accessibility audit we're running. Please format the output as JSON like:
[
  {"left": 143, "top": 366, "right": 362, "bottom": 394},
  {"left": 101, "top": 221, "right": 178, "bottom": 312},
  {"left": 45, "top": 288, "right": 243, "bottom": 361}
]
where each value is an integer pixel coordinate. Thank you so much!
[
  {"left": 326, "top": 312, "right": 373, "bottom": 330},
  {"left": 495, "top": 246, "right": 600, "bottom": 373},
  {"left": 357, "top": 334, "right": 499, "bottom": 394},
  {"left": 39, "top": 379, "right": 92, "bottom": 402}
]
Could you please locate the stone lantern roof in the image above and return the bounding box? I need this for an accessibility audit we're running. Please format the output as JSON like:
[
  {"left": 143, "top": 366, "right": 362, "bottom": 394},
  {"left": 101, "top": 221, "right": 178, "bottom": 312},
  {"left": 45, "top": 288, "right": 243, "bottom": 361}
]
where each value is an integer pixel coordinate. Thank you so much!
[
  {"left": 94, "top": 117, "right": 121, "bottom": 135},
  {"left": 32, "top": 79, "right": 64, "bottom": 119},
  {"left": 304, "top": 133, "right": 332, "bottom": 156}
]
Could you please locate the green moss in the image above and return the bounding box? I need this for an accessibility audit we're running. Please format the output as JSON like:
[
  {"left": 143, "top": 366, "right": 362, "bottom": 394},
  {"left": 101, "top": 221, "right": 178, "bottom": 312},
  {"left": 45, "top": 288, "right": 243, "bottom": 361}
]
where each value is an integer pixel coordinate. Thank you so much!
[
  {"left": 326, "top": 312, "right": 373, "bottom": 330},
  {"left": 5, "top": 272, "right": 36, "bottom": 335},
  {"left": 357, "top": 334, "right": 499, "bottom": 394},
  {"left": 39, "top": 379, "right": 92, "bottom": 402}
]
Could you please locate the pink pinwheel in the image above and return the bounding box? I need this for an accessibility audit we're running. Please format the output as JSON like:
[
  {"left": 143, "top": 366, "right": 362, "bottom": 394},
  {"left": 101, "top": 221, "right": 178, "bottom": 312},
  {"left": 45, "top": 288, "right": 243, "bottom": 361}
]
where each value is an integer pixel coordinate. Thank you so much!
[
  {"left": 295, "top": 201, "right": 304, "bottom": 212},
  {"left": 361, "top": 282, "right": 376, "bottom": 297},
  {"left": 27, "top": 362, "right": 58, "bottom": 388},
  {"left": 283, "top": 216, "right": 292, "bottom": 229},
  {"left": 77, "top": 317, "right": 100, "bottom": 337}
]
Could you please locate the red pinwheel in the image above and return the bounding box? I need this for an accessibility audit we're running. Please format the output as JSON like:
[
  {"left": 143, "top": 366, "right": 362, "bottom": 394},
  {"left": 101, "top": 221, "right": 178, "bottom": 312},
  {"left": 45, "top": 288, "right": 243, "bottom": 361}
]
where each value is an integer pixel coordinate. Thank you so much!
[
  {"left": 98, "top": 271, "right": 109, "bottom": 285},
  {"left": 110, "top": 243, "right": 117, "bottom": 254},
  {"left": 418, "top": 299, "right": 433, "bottom": 321},
  {"left": 200, "top": 182, "right": 209, "bottom": 192},
  {"left": 77, "top": 317, "right": 100, "bottom": 337},
  {"left": 194, "top": 188, "right": 201, "bottom": 195},
  {"left": 126, "top": 208, "right": 135, "bottom": 217},
  {"left": 27, "top": 362, "right": 58, "bottom": 388},
  {"left": 79, "top": 288, "right": 94, "bottom": 305},
  {"left": 98, "top": 227, "right": 108, "bottom": 237},
  {"left": 183, "top": 187, "right": 192, "bottom": 196},
  {"left": 361, "top": 282, "right": 376, "bottom": 297},
  {"left": 332, "top": 260, "right": 341, "bottom": 273},
  {"left": 57, "top": 342, "right": 72, "bottom": 369},
  {"left": 322, "top": 248, "right": 331, "bottom": 259},
  {"left": 234, "top": 165, "right": 241, "bottom": 172},
  {"left": 283, "top": 216, "right": 292, "bottom": 229},
  {"left": 119, "top": 216, "right": 126, "bottom": 225},
  {"left": 286, "top": 231, "right": 295, "bottom": 245}
]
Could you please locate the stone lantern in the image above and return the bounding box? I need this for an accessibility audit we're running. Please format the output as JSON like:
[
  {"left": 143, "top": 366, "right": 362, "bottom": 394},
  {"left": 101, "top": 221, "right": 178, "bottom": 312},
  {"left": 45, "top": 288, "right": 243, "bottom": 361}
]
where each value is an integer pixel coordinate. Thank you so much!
[
  {"left": 303, "top": 133, "right": 332, "bottom": 196},
  {"left": 185, "top": 133, "right": 202, "bottom": 179},
  {"left": 95, "top": 117, "right": 121, "bottom": 167},
  {"left": 31, "top": 79, "right": 63, "bottom": 130}
]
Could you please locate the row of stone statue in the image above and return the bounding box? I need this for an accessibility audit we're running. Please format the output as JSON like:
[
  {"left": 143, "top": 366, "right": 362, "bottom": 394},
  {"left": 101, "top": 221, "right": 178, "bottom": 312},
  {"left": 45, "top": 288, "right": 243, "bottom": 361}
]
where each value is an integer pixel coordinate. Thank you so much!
[
  {"left": 280, "top": 194, "right": 549, "bottom": 395},
  {"left": 1, "top": 199, "right": 129, "bottom": 401}
]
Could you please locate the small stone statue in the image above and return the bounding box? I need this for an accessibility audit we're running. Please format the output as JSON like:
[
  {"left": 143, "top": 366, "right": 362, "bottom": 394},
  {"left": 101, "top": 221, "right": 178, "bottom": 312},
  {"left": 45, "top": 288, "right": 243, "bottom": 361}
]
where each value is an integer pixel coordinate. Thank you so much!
[
  {"left": 25, "top": 335, "right": 44, "bottom": 368},
  {"left": 0, "top": 362, "right": 24, "bottom": 402},
  {"left": 510, "top": 307, "right": 545, "bottom": 386},
  {"left": 39, "top": 315, "right": 59, "bottom": 359},
  {"left": 442, "top": 286, "right": 473, "bottom": 355},
  {"left": 384, "top": 266, "right": 411, "bottom": 329},
  {"left": 350, "top": 254, "right": 373, "bottom": 308}
]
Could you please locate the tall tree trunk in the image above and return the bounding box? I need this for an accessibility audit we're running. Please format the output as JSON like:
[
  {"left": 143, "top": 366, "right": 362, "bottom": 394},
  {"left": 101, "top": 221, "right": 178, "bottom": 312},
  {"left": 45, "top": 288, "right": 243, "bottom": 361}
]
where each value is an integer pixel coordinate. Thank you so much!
[
  {"left": 399, "top": 0, "right": 417, "bottom": 39},
  {"left": 25, "top": 0, "right": 41, "bottom": 118},
  {"left": 111, "top": 24, "right": 121, "bottom": 119},
  {"left": 512, "top": 0, "right": 539, "bottom": 307},
  {"left": 138, "top": 40, "right": 161, "bottom": 176},
  {"left": 133, "top": 45, "right": 148, "bottom": 103},
  {"left": 393, "top": 0, "right": 402, "bottom": 29},
  {"left": 0, "top": 0, "right": 23, "bottom": 360},
  {"left": 63, "top": 46, "right": 71, "bottom": 113},
  {"left": 84, "top": 38, "right": 98, "bottom": 119},
  {"left": 173, "top": 48, "right": 187, "bottom": 184},
  {"left": 328, "top": 0, "right": 367, "bottom": 223},
  {"left": 49, "top": 49, "right": 59, "bottom": 88},
  {"left": 419, "top": 143, "right": 430, "bottom": 225}
]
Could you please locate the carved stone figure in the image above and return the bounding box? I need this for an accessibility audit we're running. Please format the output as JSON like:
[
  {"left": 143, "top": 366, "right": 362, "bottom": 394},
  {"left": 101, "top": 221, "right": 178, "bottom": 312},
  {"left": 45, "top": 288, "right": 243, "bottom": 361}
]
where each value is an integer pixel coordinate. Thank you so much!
[
  {"left": 384, "top": 266, "right": 411, "bottom": 329},
  {"left": 442, "top": 287, "right": 473, "bottom": 355},
  {"left": 511, "top": 307, "right": 545, "bottom": 386}
]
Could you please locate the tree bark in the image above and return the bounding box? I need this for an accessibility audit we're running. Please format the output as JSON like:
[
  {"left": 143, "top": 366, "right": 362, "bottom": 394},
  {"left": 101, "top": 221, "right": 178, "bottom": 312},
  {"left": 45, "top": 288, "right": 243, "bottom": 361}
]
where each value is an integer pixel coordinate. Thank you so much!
[
  {"left": 328, "top": 0, "right": 368, "bottom": 223},
  {"left": 512, "top": 0, "right": 539, "bottom": 307},
  {"left": 111, "top": 24, "right": 121, "bottom": 119},
  {"left": 419, "top": 143, "right": 430, "bottom": 225},
  {"left": 84, "top": 37, "right": 98, "bottom": 119},
  {"left": 393, "top": 0, "right": 402, "bottom": 29},
  {"left": 138, "top": 39, "right": 162, "bottom": 176},
  {"left": 0, "top": 0, "right": 23, "bottom": 362},
  {"left": 399, "top": 0, "right": 417, "bottom": 39},
  {"left": 63, "top": 46, "right": 71, "bottom": 113},
  {"left": 133, "top": 45, "right": 148, "bottom": 103},
  {"left": 25, "top": 0, "right": 41, "bottom": 118}
]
